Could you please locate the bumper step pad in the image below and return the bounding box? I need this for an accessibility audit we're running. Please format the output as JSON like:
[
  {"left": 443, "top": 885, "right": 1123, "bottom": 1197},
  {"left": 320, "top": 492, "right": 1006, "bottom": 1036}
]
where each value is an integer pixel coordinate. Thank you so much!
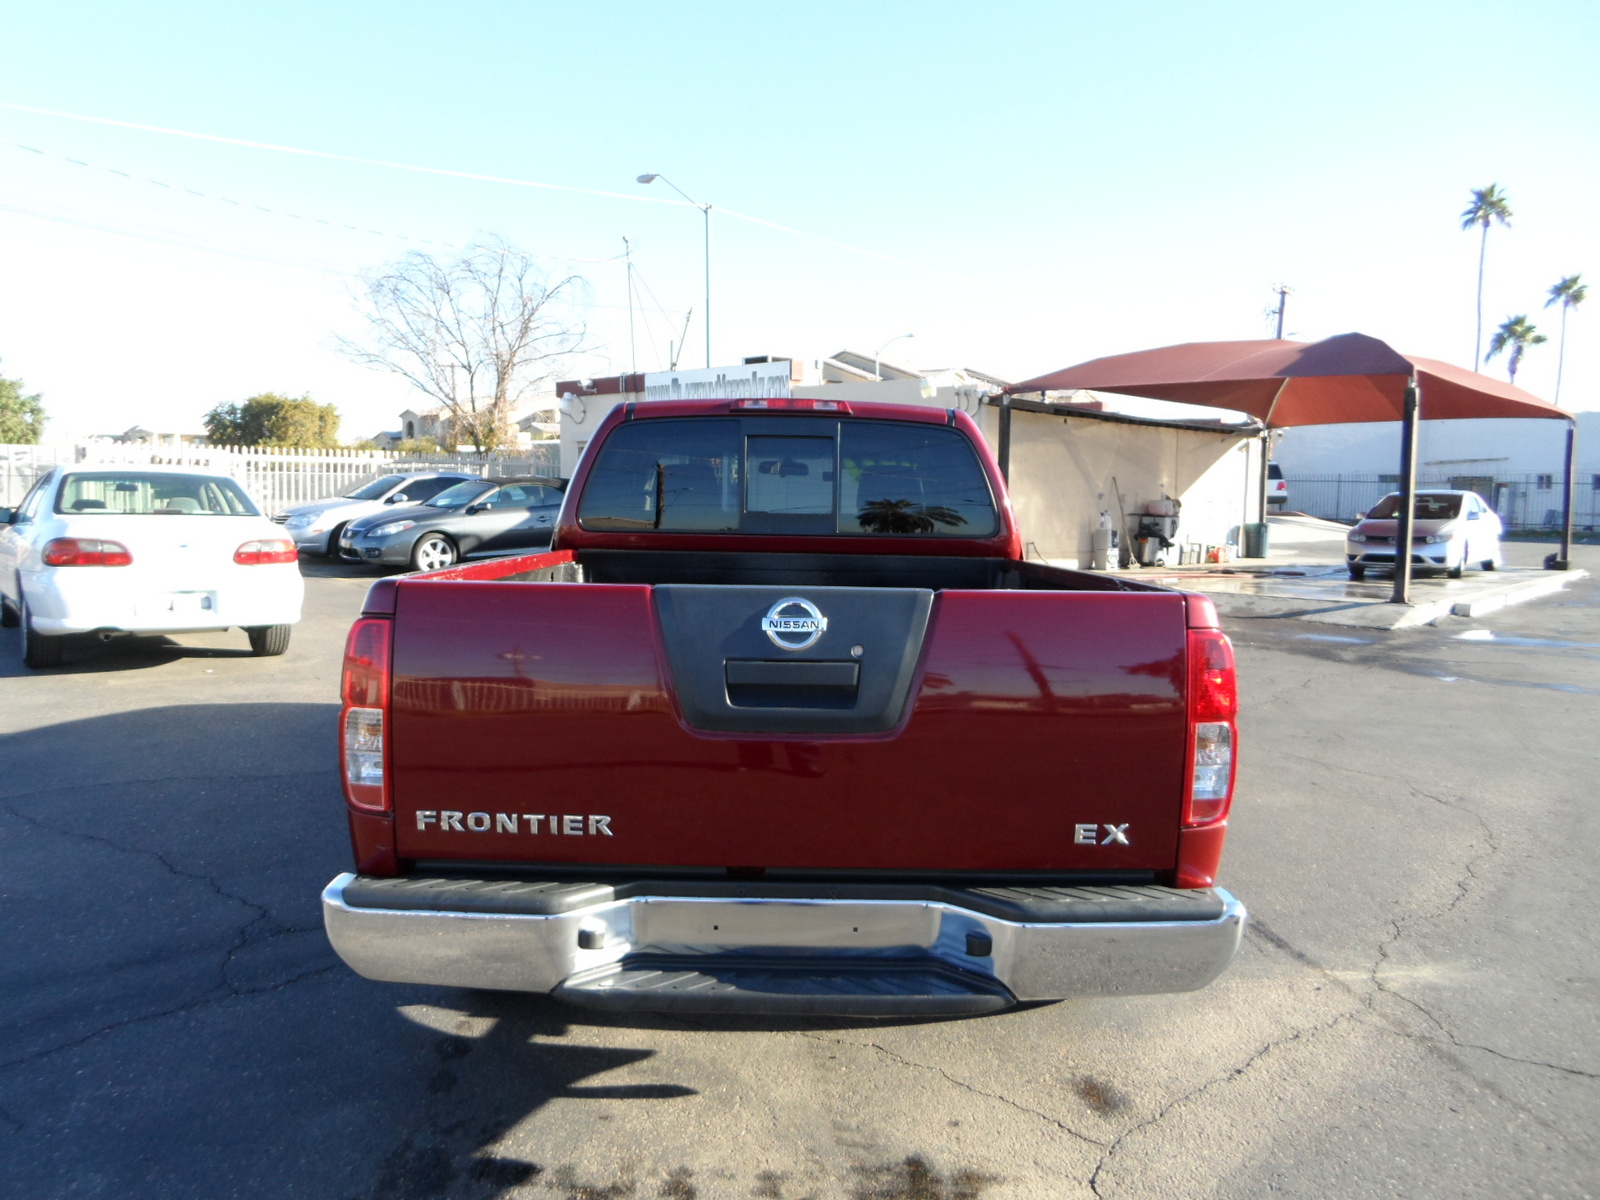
[{"left": 554, "top": 956, "right": 1016, "bottom": 1016}]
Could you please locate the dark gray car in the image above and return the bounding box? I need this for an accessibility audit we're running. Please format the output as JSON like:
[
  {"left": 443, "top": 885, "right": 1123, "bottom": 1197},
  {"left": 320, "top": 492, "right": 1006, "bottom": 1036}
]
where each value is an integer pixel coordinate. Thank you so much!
[{"left": 339, "top": 476, "right": 566, "bottom": 570}]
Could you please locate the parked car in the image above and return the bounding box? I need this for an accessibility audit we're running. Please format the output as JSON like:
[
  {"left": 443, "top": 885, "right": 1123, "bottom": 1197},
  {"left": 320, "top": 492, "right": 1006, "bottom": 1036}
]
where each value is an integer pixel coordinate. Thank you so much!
[
  {"left": 1345, "top": 489, "right": 1503, "bottom": 581},
  {"left": 339, "top": 476, "right": 566, "bottom": 570},
  {"left": 0, "top": 466, "right": 303, "bottom": 668},
  {"left": 273, "top": 471, "right": 479, "bottom": 555},
  {"left": 1267, "top": 463, "right": 1289, "bottom": 507}
]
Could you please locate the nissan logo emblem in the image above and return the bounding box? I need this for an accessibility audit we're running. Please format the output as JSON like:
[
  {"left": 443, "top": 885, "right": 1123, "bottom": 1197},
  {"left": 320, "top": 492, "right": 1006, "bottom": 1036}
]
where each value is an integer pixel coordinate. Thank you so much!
[{"left": 761, "top": 597, "right": 828, "bottom": 651}]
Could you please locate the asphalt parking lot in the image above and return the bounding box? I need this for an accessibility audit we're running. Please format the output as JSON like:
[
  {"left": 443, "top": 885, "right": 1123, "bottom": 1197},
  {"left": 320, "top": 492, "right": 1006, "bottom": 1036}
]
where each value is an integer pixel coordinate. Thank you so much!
[{"left": 2, "top": 547, "right": 1597, "bottom": 1199}]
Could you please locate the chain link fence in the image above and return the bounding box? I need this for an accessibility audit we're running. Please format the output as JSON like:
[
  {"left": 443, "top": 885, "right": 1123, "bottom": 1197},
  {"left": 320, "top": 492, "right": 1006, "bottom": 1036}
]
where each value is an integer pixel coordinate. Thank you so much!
[{"left": 1284, "top": 472, "right": 1600, "bottom": 530}]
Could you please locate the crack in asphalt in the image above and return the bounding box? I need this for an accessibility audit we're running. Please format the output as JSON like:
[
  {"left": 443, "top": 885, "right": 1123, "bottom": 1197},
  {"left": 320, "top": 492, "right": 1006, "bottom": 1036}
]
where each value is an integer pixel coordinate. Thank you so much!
[
  {"left": 0, "top": 797, "right": 339, "bottom": 1088},
  {"left": 0, "top": 963, "right": 340, "bottom": 1090},
  {"left": 1085, "top": 1010, "right": 1360, "bottom": 1199},
  {"left": 1248, "top": 917, "right": 1585, "bottom": 1140},
  {"left": 795, "top": 1030, "right": 1108, "bottom": 1149}
]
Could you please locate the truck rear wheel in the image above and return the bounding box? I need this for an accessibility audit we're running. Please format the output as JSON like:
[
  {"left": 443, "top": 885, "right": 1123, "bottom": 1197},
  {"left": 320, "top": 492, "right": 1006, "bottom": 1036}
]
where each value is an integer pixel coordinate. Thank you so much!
[{"left": 246, "top": 625, "right": 292, "bottom": 656}]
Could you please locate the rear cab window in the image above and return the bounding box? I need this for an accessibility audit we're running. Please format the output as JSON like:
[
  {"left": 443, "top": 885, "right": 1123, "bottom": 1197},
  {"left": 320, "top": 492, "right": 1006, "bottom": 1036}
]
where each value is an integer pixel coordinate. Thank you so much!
[{"left": 577, "top": 417, "right": 998, "bottom": 537}]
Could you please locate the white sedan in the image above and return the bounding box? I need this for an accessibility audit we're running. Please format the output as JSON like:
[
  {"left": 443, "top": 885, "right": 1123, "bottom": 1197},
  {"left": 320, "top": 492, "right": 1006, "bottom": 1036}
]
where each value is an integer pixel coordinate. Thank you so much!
[
  {"left": 0, "top": 466, "right": 303, "bottom": 668},
  {"left": 1345, "top": 489, "right": 1503, "bottom": 581}
]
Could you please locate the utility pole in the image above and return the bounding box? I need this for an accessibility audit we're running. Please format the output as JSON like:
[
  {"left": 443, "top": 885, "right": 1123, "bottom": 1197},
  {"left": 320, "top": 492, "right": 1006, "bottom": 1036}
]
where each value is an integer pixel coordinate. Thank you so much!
[{"left": 1272, "top": 284, "right": 1292, "bottom": 339}]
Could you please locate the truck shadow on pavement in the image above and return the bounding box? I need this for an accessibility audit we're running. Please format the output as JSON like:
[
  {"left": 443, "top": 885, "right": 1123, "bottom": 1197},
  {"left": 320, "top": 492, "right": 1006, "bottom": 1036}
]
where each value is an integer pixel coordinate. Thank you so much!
[
  {"left": 373, "top": 988, "right": 1003, "bottom": 1200},
  {"left": 367, "top": 991, "right": 703, "bottom": 1199}
]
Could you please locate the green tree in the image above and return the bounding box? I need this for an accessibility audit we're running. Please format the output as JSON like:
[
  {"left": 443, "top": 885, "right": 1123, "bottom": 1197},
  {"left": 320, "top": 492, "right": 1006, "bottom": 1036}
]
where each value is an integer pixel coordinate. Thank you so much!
[
  {"left": 1461, "top": 183, "right": 1513, "bottom": 371},
  {"left": 0, "top": 365, "right": 47, "bottom": 444},
  {"left": 1544, "top": 273, "right": 1587, "bottom": 406},
  {"left": 1485, "top": 314, "right": 1547, "bottom": 384},
  {"left": 204, "top": 393, "right": 340, "bottom": 447}
]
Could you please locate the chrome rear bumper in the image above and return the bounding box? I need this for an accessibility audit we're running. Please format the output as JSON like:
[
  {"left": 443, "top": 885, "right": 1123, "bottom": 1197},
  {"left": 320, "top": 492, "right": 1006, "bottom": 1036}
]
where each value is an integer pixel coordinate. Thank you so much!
[{"left": 322, "top": 874, "right": 1246, "bottom": 1013}]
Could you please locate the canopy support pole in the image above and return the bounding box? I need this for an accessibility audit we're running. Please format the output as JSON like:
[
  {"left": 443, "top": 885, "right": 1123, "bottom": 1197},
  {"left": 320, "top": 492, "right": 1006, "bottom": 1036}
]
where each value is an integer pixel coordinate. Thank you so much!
[
  {"left": 996, "top": 393, "right": 1014, "bottom": 482},
  {"left": 1257, "top": 433, "right": 1270, "bottom": 524},
  {"left": 1389, "top": 378, "right": 1420, "bottom": 605},
  {"left": 1547, "top": 422, "right": 1576, "bottom": 570}
]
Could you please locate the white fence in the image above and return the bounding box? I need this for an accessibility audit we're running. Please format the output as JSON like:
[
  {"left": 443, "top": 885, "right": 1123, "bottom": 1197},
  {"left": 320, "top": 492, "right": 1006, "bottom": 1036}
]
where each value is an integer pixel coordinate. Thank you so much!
[
  {"left": 0, "top": 442, "right": 560, "bottom": 516},
  {"left": 1285, "top": 472, "right": 1600, "bottom": 530}
]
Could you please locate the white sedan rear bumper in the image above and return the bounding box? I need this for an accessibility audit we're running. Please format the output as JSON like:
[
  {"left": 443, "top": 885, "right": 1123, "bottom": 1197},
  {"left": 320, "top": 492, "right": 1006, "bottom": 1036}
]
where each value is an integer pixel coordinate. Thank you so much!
[{"left": 22, "top": 563, "right": 303, "bottom": 634}]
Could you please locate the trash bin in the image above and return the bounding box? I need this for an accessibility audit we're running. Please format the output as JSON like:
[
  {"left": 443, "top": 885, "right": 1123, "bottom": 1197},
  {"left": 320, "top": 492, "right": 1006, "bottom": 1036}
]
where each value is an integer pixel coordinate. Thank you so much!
[{"left": 1242, "top": 522, "right": 1270, "bottom": 558}]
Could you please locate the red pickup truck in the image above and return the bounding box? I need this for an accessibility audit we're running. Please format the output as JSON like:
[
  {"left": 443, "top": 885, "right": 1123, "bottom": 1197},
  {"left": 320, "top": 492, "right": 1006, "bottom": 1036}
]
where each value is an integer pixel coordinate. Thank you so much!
[{"left": 322, "top": 399, "right": 1245, "bottom": 1015}]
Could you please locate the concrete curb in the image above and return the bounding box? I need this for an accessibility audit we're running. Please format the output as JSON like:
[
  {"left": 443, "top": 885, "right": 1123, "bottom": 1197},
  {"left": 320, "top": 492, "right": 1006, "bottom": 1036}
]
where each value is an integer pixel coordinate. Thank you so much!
[
  {"left": 1186, "top": 568, "right": 1587, "bottom": 629},
  {"left": 1447, "top": 569, "right": 1587, "bottom": 618}
]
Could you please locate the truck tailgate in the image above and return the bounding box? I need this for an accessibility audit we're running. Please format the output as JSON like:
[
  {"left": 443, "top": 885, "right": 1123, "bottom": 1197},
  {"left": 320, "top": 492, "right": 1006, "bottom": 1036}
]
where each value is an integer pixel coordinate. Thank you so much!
[{"left": 388, "top": 580, "right": 1188, "bottom": 872}]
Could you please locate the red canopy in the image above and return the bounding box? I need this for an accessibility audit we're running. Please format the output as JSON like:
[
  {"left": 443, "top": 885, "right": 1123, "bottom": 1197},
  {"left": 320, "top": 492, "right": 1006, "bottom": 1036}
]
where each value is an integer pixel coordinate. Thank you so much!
[{"left": 1006, "top": 332, "right": 1569, "bottom": 427}]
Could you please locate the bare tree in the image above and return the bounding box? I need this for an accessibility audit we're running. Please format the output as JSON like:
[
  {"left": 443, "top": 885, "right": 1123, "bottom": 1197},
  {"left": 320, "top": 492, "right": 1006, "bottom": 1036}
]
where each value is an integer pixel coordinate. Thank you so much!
[{"left": 340, "top": 237, "right": 585, "bottom": 451}]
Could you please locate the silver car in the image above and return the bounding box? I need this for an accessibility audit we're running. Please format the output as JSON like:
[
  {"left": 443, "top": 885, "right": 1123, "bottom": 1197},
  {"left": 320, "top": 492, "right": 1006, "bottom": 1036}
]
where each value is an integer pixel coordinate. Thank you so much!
[
  {"left": 1346, "top": 489, "right": 1503, "bottom": 581},
  {"left": 272, "top": 472, "right": 478, "bottom": 555}
]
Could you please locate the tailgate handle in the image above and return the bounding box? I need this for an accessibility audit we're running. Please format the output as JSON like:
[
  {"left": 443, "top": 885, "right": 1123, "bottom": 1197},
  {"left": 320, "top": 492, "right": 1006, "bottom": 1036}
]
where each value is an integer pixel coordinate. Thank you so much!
[{"left": 724, "top": 659, "right": 859, "bottom": 709}]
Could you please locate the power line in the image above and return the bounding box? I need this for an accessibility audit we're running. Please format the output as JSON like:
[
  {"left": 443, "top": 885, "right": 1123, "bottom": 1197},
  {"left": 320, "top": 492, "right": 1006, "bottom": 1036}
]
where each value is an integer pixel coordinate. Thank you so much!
[
  {"left": 5, "top": 140, "right": 462, "bottom": 249},
  {"left": 0, "top": 199, "right": 662, "bottom": 312},
  {"left": 0, "top": 100, "right": 950, "bottom": 274},
  {"left": 3, "top": 139, "right": 630, "bottom": 267}
]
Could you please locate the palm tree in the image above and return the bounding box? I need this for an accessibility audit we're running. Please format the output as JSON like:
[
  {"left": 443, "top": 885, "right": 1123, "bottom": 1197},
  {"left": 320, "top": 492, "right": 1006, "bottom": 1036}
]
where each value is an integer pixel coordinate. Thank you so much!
[
  {"left": 1544, "top": 273, "right": 1587, "bottom": 405},
  {"left": 1461, "top": 184, "right": 1513, "bottom": 371},
  {"left": 1484, "top": 315, "right": 1547, "bottom": 384}
]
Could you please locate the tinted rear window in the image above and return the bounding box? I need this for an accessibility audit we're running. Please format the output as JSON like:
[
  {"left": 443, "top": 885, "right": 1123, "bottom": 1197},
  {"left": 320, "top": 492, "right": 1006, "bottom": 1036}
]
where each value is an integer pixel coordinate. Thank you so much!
[
  {"left": 1368, "top": 493, "right": 1463, "bottom": 520},
  {"left": 56, "top": 472, "right": 259, "bottom": 516},
  {"left": 577, "top": 417, "right": 997, "bottom": 537}
]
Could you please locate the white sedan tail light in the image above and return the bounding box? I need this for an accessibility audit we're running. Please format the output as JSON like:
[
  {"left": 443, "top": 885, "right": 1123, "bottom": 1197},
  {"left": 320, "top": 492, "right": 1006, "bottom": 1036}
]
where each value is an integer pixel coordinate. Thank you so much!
[
  {"left": 42, "top": 538, "right": 133, "bottom": 566},
  {"left": 235, "top": 539, "right": 298, "bottom": 565}
]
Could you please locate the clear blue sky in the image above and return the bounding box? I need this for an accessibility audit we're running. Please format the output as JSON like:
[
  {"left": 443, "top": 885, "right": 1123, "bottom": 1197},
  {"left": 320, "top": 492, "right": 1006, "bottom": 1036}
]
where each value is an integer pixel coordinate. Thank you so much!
[{"left": 2, "top": 0, "right": 1596, "bottom": 440}]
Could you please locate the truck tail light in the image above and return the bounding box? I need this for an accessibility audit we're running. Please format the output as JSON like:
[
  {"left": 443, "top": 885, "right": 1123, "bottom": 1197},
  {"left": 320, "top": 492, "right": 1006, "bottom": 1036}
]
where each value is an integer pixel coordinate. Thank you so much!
[
  {"left": 235, "top": 538, "right": 298, "bottom": 565},
  {"left": 1183, "top": 627, "right": 1238, "bottom": 827},
  {"left": 341, "top": 617, "right": 392, "bottom": 812},
  {"left": 42, "top": 538, "right": 132, "bottom": 566}
]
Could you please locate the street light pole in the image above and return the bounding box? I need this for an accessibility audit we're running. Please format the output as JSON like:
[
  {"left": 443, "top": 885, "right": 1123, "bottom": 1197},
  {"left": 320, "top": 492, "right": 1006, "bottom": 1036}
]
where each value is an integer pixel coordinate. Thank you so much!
[
  {"left": 874, "top": 333, "right": 914, "bottom": 380},
  {"left": 637, "top": 173, "right": 711, "bottom": 368}
]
